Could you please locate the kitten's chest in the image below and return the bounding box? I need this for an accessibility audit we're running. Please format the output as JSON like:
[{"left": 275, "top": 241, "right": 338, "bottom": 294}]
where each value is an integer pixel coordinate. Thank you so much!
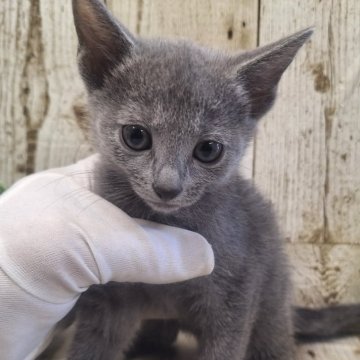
[{"left": 102, "top": 182, "right": 253, "bottom": 311}]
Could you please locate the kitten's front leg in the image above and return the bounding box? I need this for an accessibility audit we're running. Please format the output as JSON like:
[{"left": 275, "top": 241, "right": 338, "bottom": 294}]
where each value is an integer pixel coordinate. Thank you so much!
[
  {"left": 196, "top": 327, "right": 250, "bottom": 360},
  {"left": 182, "top": 294, "right": 256, "bottom": 360},
  {"left": 68, "top": 285, "right": 142, "bottom": 360},
  {"left": 244, "top": 304, "right": 295, "bottom": 360},
  {"left": 180, "top": 273, "right": 294, "bottom": 360},
  {"left": 194, "top": 307, "right": 294, "bottom": 360}
]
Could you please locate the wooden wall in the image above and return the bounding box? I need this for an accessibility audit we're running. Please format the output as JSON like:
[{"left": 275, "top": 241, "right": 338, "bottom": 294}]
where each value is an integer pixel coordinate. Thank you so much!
[{"left": 0, "top": 1, "right": 359, "bottom": 358}]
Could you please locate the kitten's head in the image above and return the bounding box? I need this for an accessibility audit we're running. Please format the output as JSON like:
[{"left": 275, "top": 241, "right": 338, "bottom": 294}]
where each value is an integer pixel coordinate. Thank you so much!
[{"left": 73, "top": 0, "right": 312, "bottom": 213}]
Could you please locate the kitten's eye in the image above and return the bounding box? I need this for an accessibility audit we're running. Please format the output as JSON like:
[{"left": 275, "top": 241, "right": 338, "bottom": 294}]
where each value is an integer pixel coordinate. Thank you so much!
[
  {"left": 122, "top": 125, "right": 152, "bottom": 151},
  {"left": 193, "top": 141, "right": 223, "bottom": 163}
]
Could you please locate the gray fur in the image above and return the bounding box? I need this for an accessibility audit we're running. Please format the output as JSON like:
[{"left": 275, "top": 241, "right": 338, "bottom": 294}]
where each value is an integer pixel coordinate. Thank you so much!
[
  {"left": 295, "top": 305, "right": 360, "bottom": 342},
  {"left": 61, "top": 1, "right": 316, "bottom": 359}
]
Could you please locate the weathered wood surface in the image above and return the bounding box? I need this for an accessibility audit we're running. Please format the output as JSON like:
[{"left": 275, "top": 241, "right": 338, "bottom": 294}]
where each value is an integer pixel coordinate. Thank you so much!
[
  {"left": 255, "top": 0, "right": 360, "bottom": 288},
  {"left": 255, "top": 1, "right": 360, "bottom": 357},
  {"left": 0, "top": 0, "right": 90, "bottom": 188},
  {"left": 0, "top": 1, "right": 359, "bottom": 359}
]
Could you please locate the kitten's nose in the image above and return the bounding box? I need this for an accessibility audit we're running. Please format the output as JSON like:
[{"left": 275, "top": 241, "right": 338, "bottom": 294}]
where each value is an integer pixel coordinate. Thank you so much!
[
  {"left": 152, "top": 184, "right": 183, "bottom": 201},
  {"left": 153, "top": 166, "right": 183, "bottom": 201}
]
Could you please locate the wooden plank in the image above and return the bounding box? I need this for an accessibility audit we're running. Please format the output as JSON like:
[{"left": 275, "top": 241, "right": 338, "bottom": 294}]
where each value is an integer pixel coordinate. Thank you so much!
[
  {"left": 287, "top": 243, "right": 360, "bottom": 360},
  {"left": 296, "top": 338, "right": 360, "bottom": 360},
  {"left": 254, "top": 1, "right": 326, "bottom": 245},
  {"left": 256, "top": 1, "right": 360, "bottom": 358},
  {"left": 0, "top": 0, "right": 91, "bottom": 187},
  {"left": 107, "top": 0, "right": 258, "bottom": 49},
  {"left": 0, "top": 1, "right": 31, "bottom": 187},
  {"left": 106, "top": 0, "right": 259, "bottom": 178},
  {"left": 254, "top": 0, "right": 360, "bottom": 245},
  {"left": 36, "top": 0, "right": 91, "bottom": 172},
  {"left": 323, "top": 0, "right": 360, "bottom": 245},
  {"left": 288, "top": 244, "right": 360, "bottom": 305}
]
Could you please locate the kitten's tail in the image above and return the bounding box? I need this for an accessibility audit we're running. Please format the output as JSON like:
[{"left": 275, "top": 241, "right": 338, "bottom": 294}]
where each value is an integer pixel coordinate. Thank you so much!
[{"left": 294, "top": 304, "right": 360, "bottom": 343}]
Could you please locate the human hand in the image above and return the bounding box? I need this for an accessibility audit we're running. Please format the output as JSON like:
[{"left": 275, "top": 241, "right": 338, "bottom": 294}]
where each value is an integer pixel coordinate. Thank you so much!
[{"left": 0, "top": 155, "right": 214, "bottom": 359}]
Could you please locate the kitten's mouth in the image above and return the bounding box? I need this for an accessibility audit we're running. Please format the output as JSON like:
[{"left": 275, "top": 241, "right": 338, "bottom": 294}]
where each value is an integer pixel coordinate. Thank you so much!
[{"left": 146, "top": 199, "right": 182, "bottom": 213}]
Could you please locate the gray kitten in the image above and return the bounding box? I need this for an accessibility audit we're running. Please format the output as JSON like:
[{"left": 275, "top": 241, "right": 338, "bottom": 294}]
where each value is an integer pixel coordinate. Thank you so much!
[{"left": 40, "top": 1, "right": 360, "bottom": 359}]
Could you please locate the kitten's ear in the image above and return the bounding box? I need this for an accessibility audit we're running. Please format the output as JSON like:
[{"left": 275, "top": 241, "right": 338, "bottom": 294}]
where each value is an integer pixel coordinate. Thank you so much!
[
  {"left": 233, "top": 28, "right": 313, "bottom": 119},
  {"left": 72, "top": 0, "right": 135, "bottom": 90}
]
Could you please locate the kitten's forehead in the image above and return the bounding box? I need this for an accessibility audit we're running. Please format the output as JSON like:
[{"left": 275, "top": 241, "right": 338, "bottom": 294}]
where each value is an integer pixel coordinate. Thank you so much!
[
  {"left": 133, "top": 39, "right": 223, "bottom": 89},
  {"left": 107, "top": 40, "right": 246, "bottom": 132}
]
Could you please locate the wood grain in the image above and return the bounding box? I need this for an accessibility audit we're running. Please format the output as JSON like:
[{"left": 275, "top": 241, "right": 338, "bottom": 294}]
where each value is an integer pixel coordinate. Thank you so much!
[
  {"left": 255, "top": 1, "right": 360, "bottom": 357},
  {"left": 323, "top": 0, "right": 360, "bottom": 245},
  {"left": 0, "top": 1, "right": 31, "bottom": 187},
  {"left": 288, "top": 244, "right": 360, "bottom": 305},
  {"left": 254, "top": 0, "right": 360, "bottom": 244},
  {"left": 254, "top": 1, "right": 326, "bottom": 245},
  {"left": 0, "top": 0, "right": 91, "bottom": 188},
  {"left": 296, "top": 338, "right": 360, "bottom": 360},
  {"left": 37, "top": 0, "right": 91, "bottom": 172},
  {"left": 107, "top": 0, "right": 258, "bottom": 49}
]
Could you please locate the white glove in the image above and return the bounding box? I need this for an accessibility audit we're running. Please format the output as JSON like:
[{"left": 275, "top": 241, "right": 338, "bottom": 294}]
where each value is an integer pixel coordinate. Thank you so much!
[{"left": 0, "top": 155, "right": 214, "bottom": 360}]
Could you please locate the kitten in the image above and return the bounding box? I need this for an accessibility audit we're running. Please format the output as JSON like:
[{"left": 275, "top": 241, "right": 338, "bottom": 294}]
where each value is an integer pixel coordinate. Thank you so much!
[{"left": 42, "top": 1, "right": 360, "bottom": 359}]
